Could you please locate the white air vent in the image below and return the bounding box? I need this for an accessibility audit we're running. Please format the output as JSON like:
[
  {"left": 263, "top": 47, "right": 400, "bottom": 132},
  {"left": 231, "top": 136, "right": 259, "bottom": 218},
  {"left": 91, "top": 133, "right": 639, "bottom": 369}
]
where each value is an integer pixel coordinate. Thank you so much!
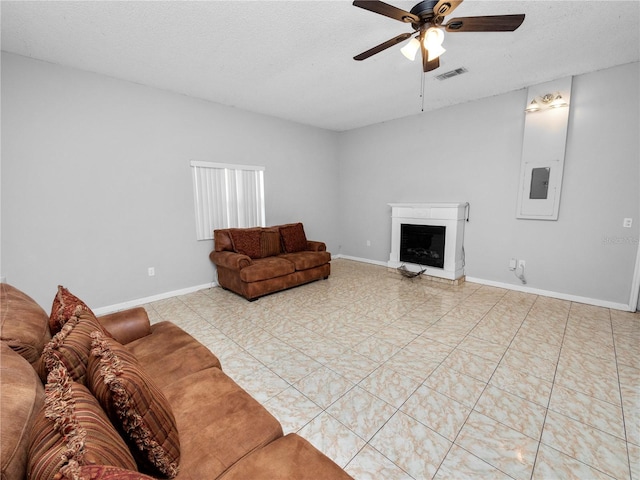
[{"left": 435, "top": 67, "right": 468, "bottom": 81}]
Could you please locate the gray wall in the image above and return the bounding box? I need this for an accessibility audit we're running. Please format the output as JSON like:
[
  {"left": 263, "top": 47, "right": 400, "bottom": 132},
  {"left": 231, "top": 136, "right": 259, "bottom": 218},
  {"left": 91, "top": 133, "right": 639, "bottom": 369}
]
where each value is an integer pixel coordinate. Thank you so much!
[
  {"left": 1, "top": 53, "right": 340, "bottom": 308},
  {"left": 2, "top": 52, "right": 638, "bottom": 309},
  {"left": 337, "top": 62, "right": 639, "bottom": 306}
]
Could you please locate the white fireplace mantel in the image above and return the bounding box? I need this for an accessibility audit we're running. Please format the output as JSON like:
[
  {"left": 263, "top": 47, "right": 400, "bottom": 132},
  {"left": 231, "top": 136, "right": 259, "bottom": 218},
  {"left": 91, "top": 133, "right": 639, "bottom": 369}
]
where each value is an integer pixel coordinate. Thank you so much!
[{"left": 388, "top": 203, "right": 468, "bottom": 280}]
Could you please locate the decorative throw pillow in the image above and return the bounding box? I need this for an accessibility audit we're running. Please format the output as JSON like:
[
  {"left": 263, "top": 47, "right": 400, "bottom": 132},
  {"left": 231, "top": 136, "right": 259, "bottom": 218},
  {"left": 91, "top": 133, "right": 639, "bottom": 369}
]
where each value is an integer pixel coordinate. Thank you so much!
[
  {"left": 87, "top": 332, "right": 180, "bottom": 478},
  {"left": 280, "top": 223, "right": 308, "bottom": 253},
  {"left": 27, "top": 362, "right": 138, "bottom": 480},
  {"left": 50, "top": 285, "right": 94, "bottom": 335},
  {"left": 229, "top": 228, "right": 263, "bottom": 259},
  {"left": 39, "top": 311, "right": 112, "bottom": 385},
  {"left": 58, "top": 465, "right": 157, "bottom": 480},
  {"left": 260, "top": 229, "right": 281, "bottom": 257}
]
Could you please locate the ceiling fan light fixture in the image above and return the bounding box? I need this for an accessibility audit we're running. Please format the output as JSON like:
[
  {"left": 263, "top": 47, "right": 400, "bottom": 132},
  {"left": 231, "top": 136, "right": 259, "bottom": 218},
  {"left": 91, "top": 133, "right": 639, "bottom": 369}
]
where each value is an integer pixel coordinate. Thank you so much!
[
  {"left": 423, "top": 27, "right": 446, "bottom": 60},
  {"left": 401, "top": 37, "right": 420, "bottom": 61}
]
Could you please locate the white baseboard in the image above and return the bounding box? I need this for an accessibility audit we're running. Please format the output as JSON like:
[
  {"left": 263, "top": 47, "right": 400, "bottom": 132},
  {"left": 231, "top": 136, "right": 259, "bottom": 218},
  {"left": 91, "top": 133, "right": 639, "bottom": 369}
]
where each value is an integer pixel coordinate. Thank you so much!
[
  {"left": 334, "top": 255, "right": 633, "bottom": 312},
  {"left": 93, "top": 257, "right": 633, "bottom": 315},
  {"left": 334, "top": 254, "right": 388, "bottom": 267},
  {"left": 464, "top": 276, "right": 631, "bottom": 312},
  {"left": 93, "top": 282, "right": 217, "bottom": 315}
]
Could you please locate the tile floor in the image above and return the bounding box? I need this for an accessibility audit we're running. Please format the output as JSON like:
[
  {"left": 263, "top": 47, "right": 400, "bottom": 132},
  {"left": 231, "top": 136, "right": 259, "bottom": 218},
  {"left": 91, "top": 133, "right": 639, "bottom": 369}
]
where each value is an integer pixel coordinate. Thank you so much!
[{"left": 143, "top": 259, "right": 639, "bottom": 479}]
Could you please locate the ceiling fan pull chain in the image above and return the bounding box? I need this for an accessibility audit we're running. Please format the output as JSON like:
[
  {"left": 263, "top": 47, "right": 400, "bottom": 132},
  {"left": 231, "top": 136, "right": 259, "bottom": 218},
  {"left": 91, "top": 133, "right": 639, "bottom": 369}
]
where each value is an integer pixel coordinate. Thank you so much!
[{"left": 420, "top": 71, "right": 426, "bottom": 112}]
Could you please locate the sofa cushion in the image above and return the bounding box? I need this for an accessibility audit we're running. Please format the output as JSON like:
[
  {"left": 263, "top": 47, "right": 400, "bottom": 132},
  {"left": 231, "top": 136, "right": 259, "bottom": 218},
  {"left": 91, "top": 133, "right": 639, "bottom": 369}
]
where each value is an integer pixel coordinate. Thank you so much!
[
  {"left": 49, "top": 285, "right": 94, "bottom": 334},
  {"left": 260, "top": 228, "right": 282, "bottom": 257},
  {"left": 0, "top": 283, "right": 51, "bottom": 364},
  {"left": 219, "top": 433, "right": 353, "bottom": 480},
  {"left": 279, "top": 251, "right": 332, "bottom": 271},
  {"left": 239, "top": 257, "right": 296, "bottom": 283},
  {"left": 27, "top": 362, "right": 137, "bottom": 480},
  {"left": 229, "top": 228, "right": 263, "bottom": 259},
  {"left": 162, "top": 367, "right": 283, "bottom": 479},
  {"left": 59, "top": 464, "right": 158, "bottom": 480},
  {"left": 125, "top": 321, "right": 221, "bottom": 390},
  {"left": 88, "top": 332, "right": 180, "bottom": 478},
  {"left": 1, "top": 342, "right": 45, "bottom": 480},
  {"left": 279, "top": 223, "right": 308, "bottom": 253},
  {"left": 39, "top": 311, "right": 112, "bottom": 385}
]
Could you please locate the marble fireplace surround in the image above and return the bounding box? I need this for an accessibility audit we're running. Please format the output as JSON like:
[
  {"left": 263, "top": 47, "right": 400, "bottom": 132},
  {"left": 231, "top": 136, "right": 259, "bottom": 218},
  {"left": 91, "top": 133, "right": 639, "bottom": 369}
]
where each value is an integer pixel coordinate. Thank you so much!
[{"left": 388, "top": 203, "right": 468, "bottom": 281}]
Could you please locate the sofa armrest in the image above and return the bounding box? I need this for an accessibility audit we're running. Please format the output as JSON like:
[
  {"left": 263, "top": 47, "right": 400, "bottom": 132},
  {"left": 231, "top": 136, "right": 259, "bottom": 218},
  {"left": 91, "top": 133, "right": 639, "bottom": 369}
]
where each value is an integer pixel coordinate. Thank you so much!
[
  {"left": 210, "top": 250, "right": 253, "bottom": 270},
  {"left": 306, "top": 240, "right": 327, "bottom": 252},
  {"left": 97, "top": 307, "right": 152, "bottom": 345}
]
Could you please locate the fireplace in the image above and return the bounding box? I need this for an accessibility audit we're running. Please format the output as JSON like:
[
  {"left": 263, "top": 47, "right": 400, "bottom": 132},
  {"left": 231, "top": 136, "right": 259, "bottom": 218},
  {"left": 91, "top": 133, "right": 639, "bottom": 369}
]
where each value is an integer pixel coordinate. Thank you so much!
[
  {"left": 400, "top": 224, "right": 446, "bottom": 268},
  {"left": 389, "top": 203, "right": 468, "bottom": 281}
]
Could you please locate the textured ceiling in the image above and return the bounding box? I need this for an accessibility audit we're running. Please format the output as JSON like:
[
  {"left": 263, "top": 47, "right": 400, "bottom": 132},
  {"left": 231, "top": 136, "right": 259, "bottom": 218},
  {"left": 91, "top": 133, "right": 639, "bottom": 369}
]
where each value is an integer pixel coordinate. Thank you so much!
[{"left": 2, "top": 1, "right": 639, "bottom": 131}]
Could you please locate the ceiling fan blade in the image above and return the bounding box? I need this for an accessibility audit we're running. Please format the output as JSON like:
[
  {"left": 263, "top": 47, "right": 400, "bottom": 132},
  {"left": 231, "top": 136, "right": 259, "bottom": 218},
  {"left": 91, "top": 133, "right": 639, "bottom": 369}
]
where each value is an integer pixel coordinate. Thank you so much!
[
  {"left": 353, "top": 0, "right": 420, "bottom": 24},
  {"left": 420, "top": 42, "right": 440, "bottom": 72},
  {"left": 354, "top": 32, "right": 413, "bottom": 61},
  {"left": 432, "top": 0, "right": 463, "bottom": 19},
  {"left": 444, "top": 14, "right": 525, "bottom": 32}
]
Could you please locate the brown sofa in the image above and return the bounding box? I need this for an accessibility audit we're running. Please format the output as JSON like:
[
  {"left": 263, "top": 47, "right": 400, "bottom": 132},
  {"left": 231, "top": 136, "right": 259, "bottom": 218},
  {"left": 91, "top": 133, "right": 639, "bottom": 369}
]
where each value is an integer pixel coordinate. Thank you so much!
[
  {"left": 0, "top": 283, "right": 352, "bottom": 480},
  {"left": 210, "top": 223, "right": 331, "bottom": 300}
]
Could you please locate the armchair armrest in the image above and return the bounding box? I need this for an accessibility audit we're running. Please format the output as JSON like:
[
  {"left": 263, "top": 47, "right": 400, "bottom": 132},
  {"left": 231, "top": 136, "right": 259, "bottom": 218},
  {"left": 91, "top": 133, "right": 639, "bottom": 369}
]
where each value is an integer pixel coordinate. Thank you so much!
[
  {"left": 209, "top": 250, "right": 253, "bottom": 270},
  {"left": 98, "top": 307, "right": 152, "bottom": 345},
  {"left": 306, "top": 241, "right": 327, "bottom": 252}
]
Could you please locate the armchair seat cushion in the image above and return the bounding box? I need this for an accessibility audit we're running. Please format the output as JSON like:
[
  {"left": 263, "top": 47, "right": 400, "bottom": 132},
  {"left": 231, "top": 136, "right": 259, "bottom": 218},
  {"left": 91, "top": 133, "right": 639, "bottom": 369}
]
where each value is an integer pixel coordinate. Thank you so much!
[{"left": 239, "top": 257, "right": 295, "bottom": 283}]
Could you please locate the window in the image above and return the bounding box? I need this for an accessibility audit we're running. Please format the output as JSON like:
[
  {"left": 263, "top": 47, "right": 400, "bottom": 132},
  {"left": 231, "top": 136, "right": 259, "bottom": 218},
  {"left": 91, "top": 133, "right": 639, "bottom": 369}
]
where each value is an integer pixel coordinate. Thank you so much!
[{"left": 190, "top": 161, "right": 265, "bottom": 240}]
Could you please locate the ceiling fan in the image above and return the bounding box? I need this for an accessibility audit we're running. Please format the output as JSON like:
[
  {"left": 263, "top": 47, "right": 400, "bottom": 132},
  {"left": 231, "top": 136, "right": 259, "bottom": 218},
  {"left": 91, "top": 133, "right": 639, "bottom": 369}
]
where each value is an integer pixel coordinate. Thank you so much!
[{"left": 353, "top": 0, "right": 525, "bottom": 72}]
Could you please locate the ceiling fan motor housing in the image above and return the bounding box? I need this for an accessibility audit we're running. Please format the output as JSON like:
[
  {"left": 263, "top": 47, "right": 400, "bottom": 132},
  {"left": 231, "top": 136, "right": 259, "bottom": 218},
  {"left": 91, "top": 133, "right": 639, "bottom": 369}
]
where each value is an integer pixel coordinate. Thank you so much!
[{"left": 409, "top": 0, "right": 444, "bottom": 28}]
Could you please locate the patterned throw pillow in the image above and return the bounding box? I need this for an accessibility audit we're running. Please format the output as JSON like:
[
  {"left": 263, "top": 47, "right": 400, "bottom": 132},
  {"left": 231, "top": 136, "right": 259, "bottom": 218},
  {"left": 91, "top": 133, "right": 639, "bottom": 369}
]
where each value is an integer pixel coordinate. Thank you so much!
[
  {"left": 229, "top": 228, "right": 263, "bottom": 259},
  {"left": 49, "top": 286, "right": 94, "bottom": 334},
  {"left": 87, "top": 332, "right": 180, "bottom": 478},
  {"left": 280, "top": 223, "right": 308, "bottom": 253},
  {"left": 58, "top": 465, "right": 157, "bottom": 480},
  {"left": 27, "top": 362, "right": 138, "bottom": 480},
  {"left": 39, "top": 311, "right": 112, "bottom": 385}
]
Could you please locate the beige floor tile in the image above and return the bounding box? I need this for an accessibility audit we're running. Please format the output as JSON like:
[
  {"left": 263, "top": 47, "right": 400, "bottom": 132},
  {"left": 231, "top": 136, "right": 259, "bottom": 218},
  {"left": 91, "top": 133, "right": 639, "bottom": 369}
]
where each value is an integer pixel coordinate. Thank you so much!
[
  {"left": 401, "top": 385, "right": 471, "bottom": 441},
  {"left": 475, "top": 385, "right": 546, "bottom": 440},
  {"left": 424, "top": 365, "right": 487, "bottom": 409},
  {"left": 298, "top": 412, "right": 367, "bottom": 468},
  {"left": 326, "top": 386, "right": 396, "bottom": 441},
  {"left": 441, "top": 348, "right": 498, "bottom": 383},
  {"left": 532, "top": 444, "right": 616, "bottom": 480},
  {"left": 358, "top": 365, "right": 421, "bottom": 408},
  {"left": 370, "top": 411, "right": 451, "bottom": 479},
  {"left": 264, "top": 386, "right": 323, "bottom": 434},
  {"left": 490, "top": 363, "right": 553, "bottom": 407},
  {"left": 541, "top": 410, "right": 630, "bottom": 479},
  {"left": 549, "top": 384, "right": 625, "bottom": 439},
  {"left": 345, "top": 445, "right": 413, "bottom": 480},
  {"left": 456, "top": 411, "right": 539, "bottom": 480},
  {"left": 434, "top": 445, "right": 513, "bottom": 480},
  {"left": 294, "top": 365, "right": 355, "bottom": 409}
]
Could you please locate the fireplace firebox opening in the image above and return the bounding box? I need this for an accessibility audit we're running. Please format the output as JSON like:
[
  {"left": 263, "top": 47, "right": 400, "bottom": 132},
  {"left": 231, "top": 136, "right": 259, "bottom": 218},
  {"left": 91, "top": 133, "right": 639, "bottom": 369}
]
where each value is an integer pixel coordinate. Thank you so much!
[{"left": 400, "top": 224, "right": 446, "bottom": 269}]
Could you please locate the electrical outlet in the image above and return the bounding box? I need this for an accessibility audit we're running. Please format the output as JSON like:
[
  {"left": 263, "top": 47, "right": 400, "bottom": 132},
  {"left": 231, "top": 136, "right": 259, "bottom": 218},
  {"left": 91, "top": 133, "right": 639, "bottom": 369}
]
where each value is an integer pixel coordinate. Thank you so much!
[
  {"left": 148, "top": 267, "right": 155, "bottom": 277},
  {"left": 623, "top": 218, "right": 632, "bottom": 228},
  {"left": 518, "top": 260, "right": 526, "bottom": 269},
  {"left": 509, "top": 258, "right": 517, "bottom": 270},
  {"left": 366, "top": 240, "right": 371, "bottom": 247}
]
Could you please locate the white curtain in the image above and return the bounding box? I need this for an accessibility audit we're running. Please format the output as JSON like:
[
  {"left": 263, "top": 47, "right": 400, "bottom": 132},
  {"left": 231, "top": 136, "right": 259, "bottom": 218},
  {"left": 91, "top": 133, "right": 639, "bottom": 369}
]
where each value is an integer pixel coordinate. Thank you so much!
[{"left": 191, "top": 161, "right": 265, "bottom": 240}]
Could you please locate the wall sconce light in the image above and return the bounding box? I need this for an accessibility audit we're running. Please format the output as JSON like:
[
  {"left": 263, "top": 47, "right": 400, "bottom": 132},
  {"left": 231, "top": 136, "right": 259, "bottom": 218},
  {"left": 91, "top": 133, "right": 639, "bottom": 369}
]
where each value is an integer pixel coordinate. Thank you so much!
[{"left": 525, "top": 92, "right": 569, "bottom": 113}]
